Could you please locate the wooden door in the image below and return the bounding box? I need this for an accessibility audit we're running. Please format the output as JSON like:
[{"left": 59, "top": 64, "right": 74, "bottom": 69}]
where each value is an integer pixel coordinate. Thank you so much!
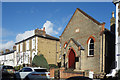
[{"left": 68, "top": 49, "right": 75, "bottom": 69}]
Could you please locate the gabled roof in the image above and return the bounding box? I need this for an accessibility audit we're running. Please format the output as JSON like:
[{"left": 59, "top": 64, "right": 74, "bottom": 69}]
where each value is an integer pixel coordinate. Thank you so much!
[
  {"left": 15, "top": 34, "right": 59, "bottom": 45},
  {"left": 65, "top": 38, "right": 84, "bottom": 50},
  {"left": 60, "top": 8, "right": 105, "bottom": 37},
  {"left": 77, "top": 8, "right": 102, "bottom": 25},
  {"left": 0, "top": 50, "right": 15, "bottom": 56}
]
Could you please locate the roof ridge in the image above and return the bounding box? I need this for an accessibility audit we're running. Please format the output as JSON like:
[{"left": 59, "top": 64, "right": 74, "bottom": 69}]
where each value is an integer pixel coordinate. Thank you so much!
[
  {"left": 76, "top": 8, "right": 102, "bottom": 25},
  {"left": 66, "top": 38, "right": 84, "bottom": 50},
  {"left": 60, "top": 8, "right": 104, "bottom": 37}
]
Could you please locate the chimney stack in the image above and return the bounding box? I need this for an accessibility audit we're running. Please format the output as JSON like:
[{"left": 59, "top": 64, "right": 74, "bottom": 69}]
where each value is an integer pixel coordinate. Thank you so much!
[
  {"left": 1, "top": 50, "right": 4, "bottom": 54},
  {"left": 5, "top": 49, "right": 10, "bottom": 53},
  {"left": 34, "top": 28, "right": 46, "bottom": 36},
  {"left": 13, "top": 46, "right": 16, "bottom": 50},
  {"left": 43, "top": 27, "right": 45, "bottom": 31},
  {"left": 112, "top": 11, "right": 114, "bottom": 18},
  {"left": 110, "top": 11, "right": 115, "bottom": 34},
  {"left": 42, "top": 27, "right": 46, "bottom": 36}
]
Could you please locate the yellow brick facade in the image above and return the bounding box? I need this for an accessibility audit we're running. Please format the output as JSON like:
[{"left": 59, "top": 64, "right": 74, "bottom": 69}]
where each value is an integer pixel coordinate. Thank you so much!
[
  {"left": 15, "top": 29, "right": 60, "bottom": 66},
  {"left": 37, "top": 37, "right": 60, "bottom": 65}
]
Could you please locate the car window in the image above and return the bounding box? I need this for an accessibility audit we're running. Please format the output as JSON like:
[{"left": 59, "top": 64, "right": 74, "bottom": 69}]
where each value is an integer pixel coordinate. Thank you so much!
[
  {"left": 23, "top": 68, "right": 33, "bottom": 72},
  {"left": 3, "top": 66, "right": 13, "bottom": 69},
  {"left": 19, "top": 69, "right": 22, "bottom": 72},
  {"left": 34, "top": 69, "right": 48, "bottom": 72}
]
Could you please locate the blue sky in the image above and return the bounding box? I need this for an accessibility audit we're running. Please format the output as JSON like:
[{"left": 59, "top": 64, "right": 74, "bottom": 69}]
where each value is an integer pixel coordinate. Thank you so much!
[{"left": 1, "top": 2, "right": 115, "bottom": 50}]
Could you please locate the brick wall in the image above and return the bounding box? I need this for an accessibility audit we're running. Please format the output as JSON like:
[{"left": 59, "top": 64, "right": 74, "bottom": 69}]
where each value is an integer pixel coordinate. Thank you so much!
[
  {"left": 50, "top": 67, "right": 85, "bottom": 79},
  {"left": 60, "top": 8, "right": 102, "bottom": 73},
  {"left": 37, "top": 37, "right": 60, "bottom": 65}
]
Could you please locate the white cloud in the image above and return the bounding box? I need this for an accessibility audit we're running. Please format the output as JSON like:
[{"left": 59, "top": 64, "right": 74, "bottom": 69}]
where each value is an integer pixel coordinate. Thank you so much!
[
  {"left": 58, "top": 27, "right": 62, "bottom": 31},
  {"left": 16, "top": 21, "right": 58, "bottom": 43},
  {"left": 43, "top": 21, "right": 58, "bottom": 35},
  {"left": 16, "top": 30, "right": 34, "bottom": 42},
  {"left": 1, "top": 27, "right": 14, "bottom": 38},
  {"left": 0, "top": 41, "right": 15, "bottom": 51},
  {"left": 15, "top": 21, "right": 58, "bottom": 43},
  {"left": 54, "top": 31, "right": 58, "bottom": 35}
]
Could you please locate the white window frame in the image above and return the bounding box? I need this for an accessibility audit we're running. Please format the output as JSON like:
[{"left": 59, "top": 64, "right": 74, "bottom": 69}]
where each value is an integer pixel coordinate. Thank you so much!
[
  {"left": 75, "top": 28, "right": 80, "bottom": 33},
  {"left": 20, "top": 43, "right": 23, "bottom": 52},
  {"left": 64, "top": 44, "right": 67, "bottom": 48},
  {"left": 26, "top": 40, "right": 29, "bottom": 51},
  {"left": 32, "top": 38, "right": 35, "bottom": 49},
  {"left": 88, "top": 38, "right": 94, "bottom": 56},
  {"left": 16, "top": 45, "right": 19, "bottom": 52}
]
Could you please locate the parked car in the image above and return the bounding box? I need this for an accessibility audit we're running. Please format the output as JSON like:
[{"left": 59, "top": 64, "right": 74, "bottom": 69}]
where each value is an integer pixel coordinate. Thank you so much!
[
  {"left": 66, "top": 76, "right": 92, "bottom": 80},
  {"left": 15, "top": 67, "right": 50, "bottom": 80},
  {"left": 0, "top": 65, "right": 15, "bottom": 78}
]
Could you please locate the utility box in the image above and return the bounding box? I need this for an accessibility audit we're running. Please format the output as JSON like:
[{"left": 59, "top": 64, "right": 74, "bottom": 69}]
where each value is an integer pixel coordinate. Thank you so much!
[{"left": 89, "top": 71, "right": 94, "bottom": 79}]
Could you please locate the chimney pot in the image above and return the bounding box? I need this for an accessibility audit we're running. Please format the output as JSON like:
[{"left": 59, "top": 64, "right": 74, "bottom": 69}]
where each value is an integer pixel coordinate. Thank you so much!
[
  {"left": 110, "top": 11, "right": 115, "bottom": 34},
  {"left": 112, "top": 11, "right": 114, "bottom": 18},
  {"left": 5, "top": 49, "right": 10, "bottom": 53},
  {"left": 13, "top": 46, "right": 16, "bottom": 50},
  {"left": 43, "top": 27, "right": 45, "bottom": 31},
  {"left": 1, "top": 50, "right": 4, "bottom": 54}
]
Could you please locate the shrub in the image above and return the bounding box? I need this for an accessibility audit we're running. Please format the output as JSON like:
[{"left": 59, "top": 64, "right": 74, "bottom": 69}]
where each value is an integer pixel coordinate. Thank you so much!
[
  {"left": 32, "top": 54, "right": 49, "bottom": 70},
  {"left": 14, "top": 65, "right": 23, "bottom": 71},
  {"left": 49, "top": 64, "right": 59, "bottom": 68}
]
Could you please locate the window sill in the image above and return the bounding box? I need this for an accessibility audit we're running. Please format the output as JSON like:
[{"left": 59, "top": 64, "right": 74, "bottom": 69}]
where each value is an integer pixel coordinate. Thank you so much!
[{"left": 87, "top": 55, "right": 94, "bottom": 57}]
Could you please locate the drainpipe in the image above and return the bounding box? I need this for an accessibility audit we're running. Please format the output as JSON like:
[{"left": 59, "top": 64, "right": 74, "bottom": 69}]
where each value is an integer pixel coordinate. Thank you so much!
[
  {"left": 101, "top": 34, "right": 103, "bottom": 72},
  {"left": 115, "top": 2, "right": 119, "bottom": 71},
  {"left": 79, "top": 50, "right": 81, "bottom": 70},
  {"left": 56, "top": 41, "right": 57, "bottom": 65},
  {"left": 101, "top": 22, "right": 105, "bottom": 73}
]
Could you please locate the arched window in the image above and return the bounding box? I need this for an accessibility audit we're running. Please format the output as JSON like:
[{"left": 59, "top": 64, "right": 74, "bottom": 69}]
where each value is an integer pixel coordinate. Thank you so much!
[
  {"left": 88, "top": 38, "right": 94, "bottom": 56},
  {"left": 63, "top": 42, "right": 68, "bottom": 49}
]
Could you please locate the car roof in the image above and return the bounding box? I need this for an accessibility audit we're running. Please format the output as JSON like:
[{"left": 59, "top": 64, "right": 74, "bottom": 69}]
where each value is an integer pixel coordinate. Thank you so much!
[
  {"left": 2, "top": 65, "right": 13, "bottom": 66},
  {"left": 1, "top": 65, "right": 13, "bottom": 68},
  {"left": 23, "top": 67, "right": 47, "bottom": 69}
]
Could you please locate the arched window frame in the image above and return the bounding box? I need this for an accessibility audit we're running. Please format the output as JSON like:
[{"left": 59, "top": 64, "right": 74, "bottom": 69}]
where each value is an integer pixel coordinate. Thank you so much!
[
  {"left": 63, "top": 42, "right": 68, "bottom": 49},
  {"left": 88, "top": 38, "right": 94, "bottom": 56}
]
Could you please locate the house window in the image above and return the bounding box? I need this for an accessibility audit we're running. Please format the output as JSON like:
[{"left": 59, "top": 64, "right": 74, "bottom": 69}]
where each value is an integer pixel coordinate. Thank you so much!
[
  {"left": 16, "top": 45, "right": 19, "bottom": 52},
  {"left": 26, "top": 40, "right": 29, "bottom": 50},
  {"left": 20, "top": 43, "right": 23, "bottom": 52},
  {"left": 63, "top": 42, "right": 68, "bottom": 48},
  {"left": 32, "top": 38, "right": 35, "bottom": 49},
  {"left": 75, "top": 28, "right": 80, "bottom": 33},
  {"left": 88, "top": 38, "right": 94, "bottom": 56},
  {"left": 64, "top": 44, "right": 67, "bottom": 48}
]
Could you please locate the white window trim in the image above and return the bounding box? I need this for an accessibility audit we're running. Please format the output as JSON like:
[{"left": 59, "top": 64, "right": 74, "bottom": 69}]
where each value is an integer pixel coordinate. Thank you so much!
[
  {"left": 36, "top": 37, "right": 38, "bottom": 52},
  {"left": 32, "top": 38, "right": 35, "bottom": 49},
  {"left": 16, "top": 45, "right": 19, "bottom": 52},
  {"left": 26, "top": 40, "right": 29, "bottom": 51},
  {"left": 75, "top": 28, "right": 80, "bottom": 33},
  {"left": 20, "top": 43, "right": 23, "bottom": 52},
  {"left": 64, "top": 44, "right": 67, "bottom": 48},
  {"left": 88, "top": 38, "right": 94, "bottom": 56}
]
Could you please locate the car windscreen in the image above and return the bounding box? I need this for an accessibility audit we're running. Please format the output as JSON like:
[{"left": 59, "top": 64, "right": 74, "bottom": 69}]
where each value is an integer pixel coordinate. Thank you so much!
[
  {"left": 3, "top": 66, "right": 13, "bottom": 69},
  {"left": 34, "top": 69, "right": 48, "bottom": 72},
  {"left": 23, "top": 68, "right": 33, "bottom": 72}
]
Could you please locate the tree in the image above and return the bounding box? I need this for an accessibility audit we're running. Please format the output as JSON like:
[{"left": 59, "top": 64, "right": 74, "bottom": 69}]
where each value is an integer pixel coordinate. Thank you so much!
[{"left": 32, "top": 54, "right": 49, "bottom": 70}]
